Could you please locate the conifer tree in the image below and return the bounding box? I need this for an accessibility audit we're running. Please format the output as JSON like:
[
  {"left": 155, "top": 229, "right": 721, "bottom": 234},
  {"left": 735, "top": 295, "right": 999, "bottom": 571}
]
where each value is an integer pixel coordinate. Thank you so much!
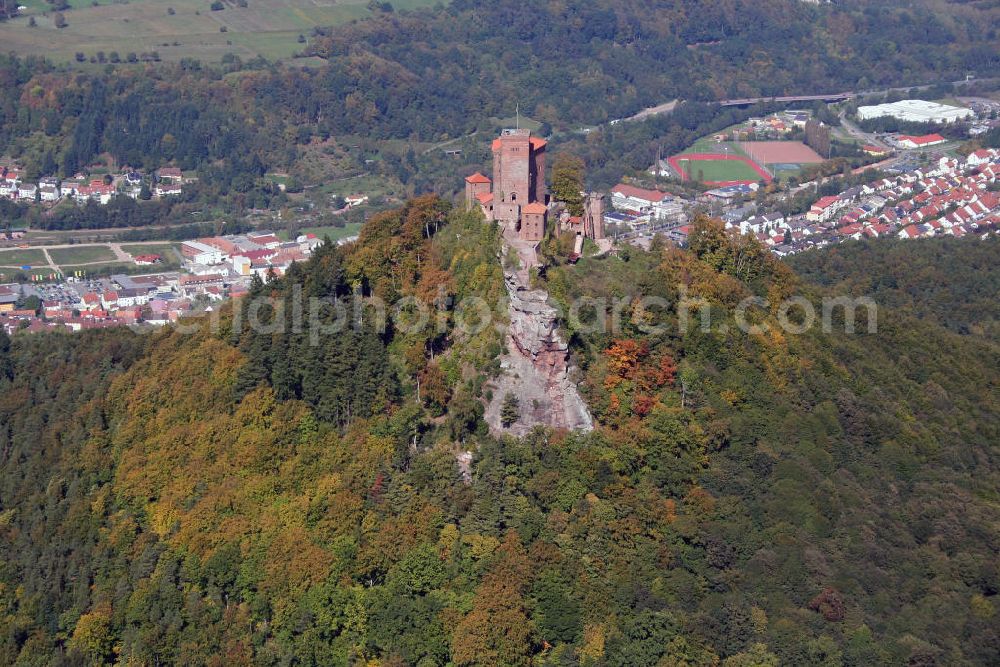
[{"left": 500, "top": 393, "right": 520, "bottom": 427}]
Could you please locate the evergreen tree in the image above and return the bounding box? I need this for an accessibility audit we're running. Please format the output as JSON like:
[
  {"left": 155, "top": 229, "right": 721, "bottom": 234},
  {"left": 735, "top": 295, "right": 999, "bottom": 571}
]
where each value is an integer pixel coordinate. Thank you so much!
[
  {"left": 0, "top": 328, "right": 12, "bottom": 381},
  {"left": 500, "top": 393, "right": 520, "bottom": 427}
]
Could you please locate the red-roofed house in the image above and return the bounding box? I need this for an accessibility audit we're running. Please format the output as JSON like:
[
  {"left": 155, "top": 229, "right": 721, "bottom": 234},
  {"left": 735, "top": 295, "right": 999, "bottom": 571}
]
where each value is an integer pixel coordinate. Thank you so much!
[
  {"left": 837, "top": 223, "right": 863, "bottom": 239},
  {"left": 966, "top": 149, "right": 997, "bottom": 167},
  {"left": 807, "top": 195, "right": 847, "bottom": 222}
]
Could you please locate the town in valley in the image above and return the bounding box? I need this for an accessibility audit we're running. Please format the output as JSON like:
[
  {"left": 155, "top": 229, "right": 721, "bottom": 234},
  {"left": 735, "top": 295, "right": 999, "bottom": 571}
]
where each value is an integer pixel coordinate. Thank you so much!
[{"left": 2, "top": 92, "right": 999, "bottom": 335}]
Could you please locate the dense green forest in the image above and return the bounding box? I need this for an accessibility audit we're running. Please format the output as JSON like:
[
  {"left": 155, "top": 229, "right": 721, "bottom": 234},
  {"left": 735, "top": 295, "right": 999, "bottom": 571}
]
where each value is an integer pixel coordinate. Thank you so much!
[
  {"left": 1, "top": 201, "right": 997, "bottom": 665},
  {"left": 787, "top": 237, "right": 1000, "bottom": 342}
]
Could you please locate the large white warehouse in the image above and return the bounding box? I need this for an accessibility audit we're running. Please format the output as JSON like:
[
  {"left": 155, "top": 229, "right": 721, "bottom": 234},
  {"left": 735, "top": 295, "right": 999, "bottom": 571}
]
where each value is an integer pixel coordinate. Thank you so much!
[{"left": 857, "top": 99, "right": 973, "bottom": 124}]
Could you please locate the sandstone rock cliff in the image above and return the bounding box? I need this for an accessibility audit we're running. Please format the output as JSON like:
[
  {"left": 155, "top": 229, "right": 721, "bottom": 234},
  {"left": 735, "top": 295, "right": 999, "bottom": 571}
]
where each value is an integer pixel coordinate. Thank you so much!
[{"left": 484, "top": 227, "right": 593, "bottom": 436}]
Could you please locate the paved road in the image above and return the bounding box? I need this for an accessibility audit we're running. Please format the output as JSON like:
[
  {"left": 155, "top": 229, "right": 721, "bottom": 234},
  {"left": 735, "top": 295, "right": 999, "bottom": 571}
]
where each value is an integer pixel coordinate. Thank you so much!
[
  {"left": 838, "top": 111, "right": 886, "bottom": 149},
  {"left": 623, "top": 99, "right": 679, "bottom": 123}
]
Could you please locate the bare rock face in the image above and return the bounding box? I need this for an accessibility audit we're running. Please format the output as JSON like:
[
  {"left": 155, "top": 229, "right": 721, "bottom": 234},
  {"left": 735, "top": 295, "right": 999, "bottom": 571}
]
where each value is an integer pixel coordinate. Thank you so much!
[{"left": 485, "top": 232, "right": 593, "bottom": 436}]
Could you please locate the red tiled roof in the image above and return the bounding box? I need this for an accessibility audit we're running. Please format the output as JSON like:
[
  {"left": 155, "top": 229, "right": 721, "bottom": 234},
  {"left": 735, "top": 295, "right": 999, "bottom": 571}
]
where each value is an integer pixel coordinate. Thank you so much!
[
  {"left": 234, "top": 249, "right": 276, "bottom": 261},
  {"left": 465, "top": 172, "right": 491, "bottom": 184},
  {"left": 900, "top": 133, "right": 946, "bottom": 146},
  {"left": 612, "top": 184, "right": 667, "bottom": 203},
  {"left": 522, "top": 202, "right": 547, "bottom": 215},
  {"left": 491, "top": 135, "right": 546, "bottom": 151},
  {"left": 812, "top": 195, "right": 839, "bottom": 209},
  {"left": 199, "top": 237, "right": 239, "bottom": 254},
  {"left": 475, "top": 192, "right": 494, "bottom": 205}
]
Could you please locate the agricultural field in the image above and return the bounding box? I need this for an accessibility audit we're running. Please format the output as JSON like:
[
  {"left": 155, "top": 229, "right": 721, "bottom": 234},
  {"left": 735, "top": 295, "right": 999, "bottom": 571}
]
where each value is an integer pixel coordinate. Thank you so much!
[
  {"left": 48, "top": 245, "right": 116, "bottom": 265},
  {"left": 0, "top": 248, "right": 47, "bottom": 267},
  {"left": 0, "top": 0, "right": 441, "bottom": 64}
]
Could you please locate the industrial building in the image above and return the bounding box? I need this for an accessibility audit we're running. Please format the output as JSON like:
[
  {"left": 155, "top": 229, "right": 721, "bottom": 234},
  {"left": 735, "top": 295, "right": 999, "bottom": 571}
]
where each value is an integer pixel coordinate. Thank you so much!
[{"left": 857, "top": 99, "right": 972, "bottom": 124}]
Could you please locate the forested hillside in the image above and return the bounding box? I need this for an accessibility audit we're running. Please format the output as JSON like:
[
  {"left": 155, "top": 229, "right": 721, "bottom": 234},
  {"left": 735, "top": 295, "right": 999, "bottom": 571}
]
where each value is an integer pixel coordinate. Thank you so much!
[
  {"left": 303, "top": 0, "right": 998, "bottom": 128},
  {"left": 787, "top": 237, "right": 1000, "bottom": 341},
  {"left": 1, "top": 0, "right": 998, "bottom": 208},
  {"left": 1, "top": 204, "right": 998, "bottom": 665}
]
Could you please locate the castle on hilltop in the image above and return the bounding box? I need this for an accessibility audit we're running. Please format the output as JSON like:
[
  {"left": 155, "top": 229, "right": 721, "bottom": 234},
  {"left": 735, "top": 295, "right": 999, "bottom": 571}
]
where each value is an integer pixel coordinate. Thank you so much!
[
  {"left": 465, "top": 128, "right": 606, "bottom": 244},
  {"left": 465, "top": 128, "right": 548, "bottom": 241}
]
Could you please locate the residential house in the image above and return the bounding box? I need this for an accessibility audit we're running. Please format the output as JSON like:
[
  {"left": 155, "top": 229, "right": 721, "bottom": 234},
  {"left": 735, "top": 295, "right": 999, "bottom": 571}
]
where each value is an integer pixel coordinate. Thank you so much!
[
  {"left": 806, "top": 195, "right": 847, "bottom": 222},
  {"left": 154, "top": 183, "right": 183, "bottom": 197},
  {"left": 157, "top": 167, "right": 183, "bottom": 182},
  {"left": 39, "top": 185, "right": 60, "bottom": 202}
]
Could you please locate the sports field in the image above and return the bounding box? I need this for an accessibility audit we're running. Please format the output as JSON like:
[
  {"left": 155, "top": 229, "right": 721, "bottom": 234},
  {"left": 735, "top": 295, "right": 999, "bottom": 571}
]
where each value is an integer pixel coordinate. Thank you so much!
[
  {"left": 0, "top": 0, "right": 440, "bottom": 63},
  {"left": 668, "top": 153, "right": 771, "bottom": 186},
  {"left": 739, "top": 141, "right": 823, "bottom": 165}
]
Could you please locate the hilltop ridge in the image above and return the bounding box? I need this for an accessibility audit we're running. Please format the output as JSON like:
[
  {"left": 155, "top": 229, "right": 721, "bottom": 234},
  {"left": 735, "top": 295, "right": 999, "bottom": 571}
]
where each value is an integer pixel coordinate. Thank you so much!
[{"left": 1, "top": 204, "right": 998, "bottom": 664}]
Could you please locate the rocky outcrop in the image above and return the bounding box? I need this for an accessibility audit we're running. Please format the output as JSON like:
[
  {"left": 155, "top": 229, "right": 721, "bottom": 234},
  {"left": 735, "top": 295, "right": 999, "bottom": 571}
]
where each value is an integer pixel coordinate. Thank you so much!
[{"left": 484, "top": 232, "right": 593, "bottom": 436}]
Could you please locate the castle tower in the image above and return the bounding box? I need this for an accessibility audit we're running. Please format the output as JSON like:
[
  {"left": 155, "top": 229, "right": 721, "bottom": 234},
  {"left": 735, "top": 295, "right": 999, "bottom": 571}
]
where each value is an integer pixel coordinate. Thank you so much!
[
  {"left": 464, "top": 172, "right": 492, "bottom": 210},
  {"left": 582, "top": 192, "right": 605, "bottom": 240},
  {"left": 491, "top": 129, "right": 547, "bottom": 233}
]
